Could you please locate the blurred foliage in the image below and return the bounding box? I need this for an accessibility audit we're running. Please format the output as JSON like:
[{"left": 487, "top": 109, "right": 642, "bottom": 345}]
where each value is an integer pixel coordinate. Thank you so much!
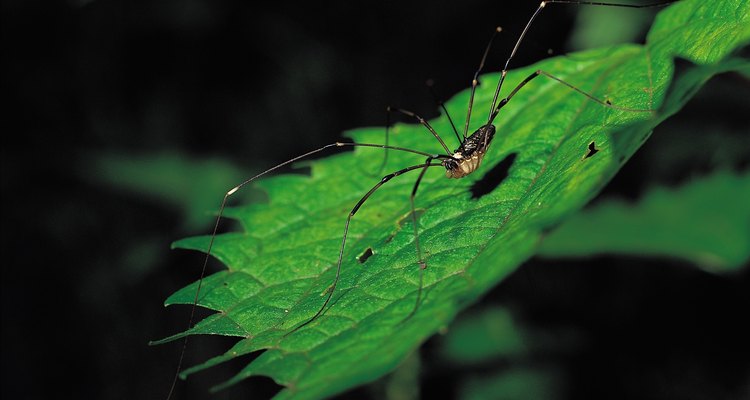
[
  {"left": 380, "top": 351, "right": 421, "bottom": 400},
  {"left": 540, "top": 170, "right": 750, "bottom": 272},
  {"left": 82, "top": 151, "right": 258, "bottom": 231},
  {"left": 458, "top": 368, "right": 563, "bottom": 400},
  {"left": 152, "top": 1, "right": 750, "bottom": 398},
  {"left": 439, "top": 307, "right": 528, "bottom": 364},
  {"left": 568, "top": 0, "right": 655, "bottom": 50},
  {"left": 438, "top": 307, "right": 576, "bottom": 400}
]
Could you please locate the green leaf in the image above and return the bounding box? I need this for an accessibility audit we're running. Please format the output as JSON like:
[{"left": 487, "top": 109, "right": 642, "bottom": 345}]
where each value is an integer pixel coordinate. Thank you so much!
[
  {"left": 156, "top": 1, "right": 750, "bottom": 398},
  {"left": 438, "top": 305, "right": 584, "bottom": 370},
  {"left": 568, "top": 0, "right": 655, "bottom": 50},
  {"left": 82, "top": 151, "right": 256, "bottom": 230},
  {"left": 438, "top": 307, "right": 528, "bottom": 365},
  {"left": 458, "top": 368, "right": 563, "bottom": 400},
  {"left": 539, "top": 170, "right": 750, "bottom": 272},
  {"left": 438, "top": 306, "right": 579, "bottom": 400}
]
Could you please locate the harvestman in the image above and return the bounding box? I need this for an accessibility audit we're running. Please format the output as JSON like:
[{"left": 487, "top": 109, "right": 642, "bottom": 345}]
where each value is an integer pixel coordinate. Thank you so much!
[{"left": 162, "top": 1, "right": 674, "bottom": 397}]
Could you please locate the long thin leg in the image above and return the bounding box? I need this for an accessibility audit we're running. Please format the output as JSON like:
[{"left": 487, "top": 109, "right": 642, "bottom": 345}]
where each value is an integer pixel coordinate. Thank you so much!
[
  {"left": 375, "top": 107, "right": 393, "bottom": 176},
  {"left": 488, "top": 69, "right": 653, "bottom": 125},
  {"left": 379, "top": 80, "right": 465, "bottom": 176},
  {"left": 376, "top": 106, "right": 454, "bottom": 176},
  {"left": 463, "top": 26, "right": 502, "bottom": 140},
  {"left": 161, "top": 141, "right": 442, "bottom": 399},
  {"left": 404, "top": 155, "right": 441, "bottom": 320},
  {"left": 389, "top": 106, "right": 453, "bottom": 153},
  {"left": 487, "top": 0, "right": 676, "bottom": 122},
  {"left": 427, "top": 79, "right": 462, "bottom": 146},
  {"left": 290, "top": 161, "right": 446, "bottom": 333}
]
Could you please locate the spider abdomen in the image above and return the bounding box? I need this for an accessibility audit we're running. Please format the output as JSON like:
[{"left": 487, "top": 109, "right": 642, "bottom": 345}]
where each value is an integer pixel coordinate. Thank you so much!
[{"left": 445, "top": 152, "right": 484, "bottom": 178}]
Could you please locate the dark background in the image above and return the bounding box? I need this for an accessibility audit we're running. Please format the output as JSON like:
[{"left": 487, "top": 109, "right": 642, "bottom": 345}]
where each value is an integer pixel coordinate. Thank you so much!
[{"left": 2, "top": 0, "right": 748, "bottom": 399}]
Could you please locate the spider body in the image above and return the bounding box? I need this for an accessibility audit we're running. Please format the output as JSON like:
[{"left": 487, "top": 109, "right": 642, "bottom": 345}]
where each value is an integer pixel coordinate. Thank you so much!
[{"left": 445, "top": 124, "right": 496, "bottom": 179}]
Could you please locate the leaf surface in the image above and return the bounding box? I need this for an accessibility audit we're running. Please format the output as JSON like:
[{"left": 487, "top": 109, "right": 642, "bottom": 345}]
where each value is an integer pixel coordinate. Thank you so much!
[
  {"left": 155, "top": 1, "right": 750, "bottom": 398},
  {"left": 539, "top": 170, "right": 750, "bottom": 272}
]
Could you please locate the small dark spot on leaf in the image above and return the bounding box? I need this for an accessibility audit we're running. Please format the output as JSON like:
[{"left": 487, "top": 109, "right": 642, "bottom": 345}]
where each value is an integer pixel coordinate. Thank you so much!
[
  {"left": 396, "top": 209, "right": 425, "bottom": 228},
  {"left": 584, "top": 142, "right": 599, "bottom": 159},
  {"left": 357, "top": 247, "right": 373, "bottom": 264},
  {"left": 385, "top": 209, "right": 425, "bottom": 243},
  {"left": 471, "top": 152, "right": 517, "bottom": 199}
]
